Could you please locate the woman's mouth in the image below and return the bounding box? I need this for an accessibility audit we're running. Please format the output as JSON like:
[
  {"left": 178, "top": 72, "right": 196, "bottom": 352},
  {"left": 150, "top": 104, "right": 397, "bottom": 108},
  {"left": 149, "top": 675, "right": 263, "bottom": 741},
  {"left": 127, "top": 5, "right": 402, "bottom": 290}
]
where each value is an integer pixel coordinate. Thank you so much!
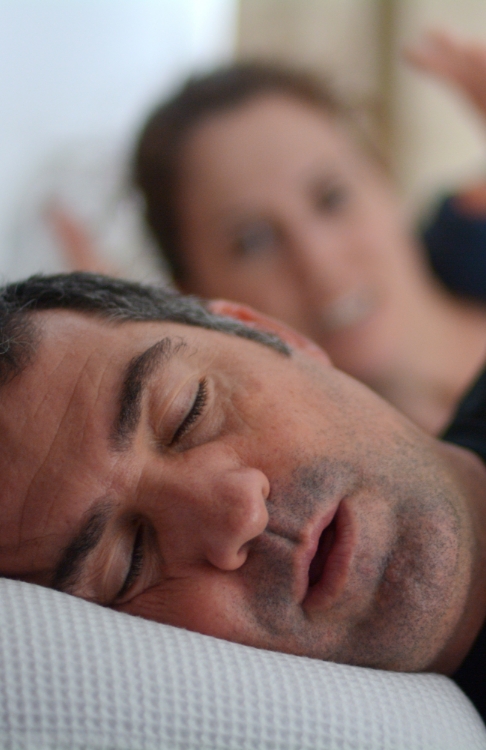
[{"left": 319, "top": 289, "right": 378, "bottom": 332}]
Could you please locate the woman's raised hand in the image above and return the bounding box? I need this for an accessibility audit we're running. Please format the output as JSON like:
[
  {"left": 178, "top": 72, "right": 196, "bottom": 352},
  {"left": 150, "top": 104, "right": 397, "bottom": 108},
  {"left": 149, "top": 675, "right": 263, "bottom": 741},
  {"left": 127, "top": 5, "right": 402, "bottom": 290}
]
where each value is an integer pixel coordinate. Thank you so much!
[{"left": 406, "top": 29, "right": 486, "bottom": 118}]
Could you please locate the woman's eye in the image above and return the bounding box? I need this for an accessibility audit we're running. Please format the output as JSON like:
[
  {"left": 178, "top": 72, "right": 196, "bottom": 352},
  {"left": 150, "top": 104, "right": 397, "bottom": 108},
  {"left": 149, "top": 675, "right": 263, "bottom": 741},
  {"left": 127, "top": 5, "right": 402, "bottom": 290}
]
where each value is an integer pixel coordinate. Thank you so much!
[
  {"left": 314, "top": 184, "right": 348, "bottom": 214},
  {"left": 233, "top": 220, "right": 279, "bottom": 258},
  {"left": 170, "top": 378, "right": 208, "bottom": 446},
  {"left": 116, "top": 524, "right": 145, "bottom": 602}
]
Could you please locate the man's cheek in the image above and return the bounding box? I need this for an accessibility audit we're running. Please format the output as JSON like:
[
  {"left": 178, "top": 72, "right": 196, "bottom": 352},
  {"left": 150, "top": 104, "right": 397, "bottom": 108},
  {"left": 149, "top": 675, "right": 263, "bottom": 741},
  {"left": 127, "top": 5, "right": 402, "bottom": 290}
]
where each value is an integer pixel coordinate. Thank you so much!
[{"left": 116, "top": 574, "right": 262, "bottom": 644}]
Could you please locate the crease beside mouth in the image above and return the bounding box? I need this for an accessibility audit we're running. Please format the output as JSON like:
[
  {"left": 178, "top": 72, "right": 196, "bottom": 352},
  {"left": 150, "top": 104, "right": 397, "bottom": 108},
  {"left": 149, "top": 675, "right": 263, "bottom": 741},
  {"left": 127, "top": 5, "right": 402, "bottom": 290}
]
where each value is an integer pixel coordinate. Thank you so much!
[{"left": 308, "top": 519, "right": 336, "bottom": 588}]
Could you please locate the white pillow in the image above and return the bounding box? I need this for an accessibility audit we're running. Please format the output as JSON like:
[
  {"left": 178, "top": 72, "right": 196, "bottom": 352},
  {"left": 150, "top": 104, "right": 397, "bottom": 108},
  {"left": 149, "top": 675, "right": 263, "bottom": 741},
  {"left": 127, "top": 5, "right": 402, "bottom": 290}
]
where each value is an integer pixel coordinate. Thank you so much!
[{"left": 0, "top": 578, "right": 484, "bottom": 750}]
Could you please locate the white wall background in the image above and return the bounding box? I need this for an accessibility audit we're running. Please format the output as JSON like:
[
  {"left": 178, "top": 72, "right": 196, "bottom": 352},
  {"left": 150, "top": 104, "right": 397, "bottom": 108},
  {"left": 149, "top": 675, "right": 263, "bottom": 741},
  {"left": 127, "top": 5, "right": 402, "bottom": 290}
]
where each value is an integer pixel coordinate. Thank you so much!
[{"left": 0, "top": 0, "right": 238, "bottom": 278}]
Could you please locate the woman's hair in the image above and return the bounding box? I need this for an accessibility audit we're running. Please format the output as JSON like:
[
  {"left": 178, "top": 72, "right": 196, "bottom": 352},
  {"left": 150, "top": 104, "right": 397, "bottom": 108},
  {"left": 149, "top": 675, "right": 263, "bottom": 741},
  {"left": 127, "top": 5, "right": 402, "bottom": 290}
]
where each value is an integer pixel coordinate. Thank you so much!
[{"left": 133, "top": 61, "right": 361, "bottom": 282}]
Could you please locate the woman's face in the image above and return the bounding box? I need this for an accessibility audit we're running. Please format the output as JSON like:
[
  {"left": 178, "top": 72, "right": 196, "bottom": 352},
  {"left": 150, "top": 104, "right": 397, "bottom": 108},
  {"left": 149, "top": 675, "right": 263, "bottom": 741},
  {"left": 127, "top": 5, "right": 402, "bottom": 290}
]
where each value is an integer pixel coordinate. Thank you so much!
[{"left": 176, "top": 94, "right": 427, "bottom": 380}]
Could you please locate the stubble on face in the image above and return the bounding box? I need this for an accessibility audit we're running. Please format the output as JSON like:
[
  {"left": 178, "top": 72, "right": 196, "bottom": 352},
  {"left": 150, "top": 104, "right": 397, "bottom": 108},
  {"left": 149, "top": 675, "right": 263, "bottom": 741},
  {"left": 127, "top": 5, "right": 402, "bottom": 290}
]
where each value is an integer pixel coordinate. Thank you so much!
[
  {"left": 346, "top": 485, "right": 463, "bottom": 670},
  {"left": 235, "top": 434, "right": 470, "bottom": 672},
  {"left": 244, "top": 459, "right": 354, "bottom": 638}
]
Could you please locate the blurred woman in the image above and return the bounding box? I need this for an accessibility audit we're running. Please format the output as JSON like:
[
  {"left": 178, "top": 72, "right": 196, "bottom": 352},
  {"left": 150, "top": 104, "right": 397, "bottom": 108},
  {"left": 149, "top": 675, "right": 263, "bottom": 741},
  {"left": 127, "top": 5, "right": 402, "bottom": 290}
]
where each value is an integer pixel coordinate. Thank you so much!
[{"left": 134, "top": 31, "right": 486, "bottom": 434}]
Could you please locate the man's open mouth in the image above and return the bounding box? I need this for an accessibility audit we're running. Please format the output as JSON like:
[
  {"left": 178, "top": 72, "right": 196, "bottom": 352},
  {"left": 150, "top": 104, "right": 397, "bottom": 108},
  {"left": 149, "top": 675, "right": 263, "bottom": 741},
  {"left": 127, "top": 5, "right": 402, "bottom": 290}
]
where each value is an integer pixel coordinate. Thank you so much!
[
  {"left": 300, "top": 500, "right": 355, "bottom": 608},
  {"left": 308, "top": 518, "right": 337, "bottom": 588}
]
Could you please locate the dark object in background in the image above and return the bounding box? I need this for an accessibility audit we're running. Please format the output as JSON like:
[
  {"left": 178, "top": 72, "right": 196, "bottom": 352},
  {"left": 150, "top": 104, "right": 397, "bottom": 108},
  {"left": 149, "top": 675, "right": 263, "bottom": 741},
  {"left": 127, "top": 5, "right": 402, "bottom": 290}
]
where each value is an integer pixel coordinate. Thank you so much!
[{"left": 423, "top": 194, "right": 486, "bottom": 302}]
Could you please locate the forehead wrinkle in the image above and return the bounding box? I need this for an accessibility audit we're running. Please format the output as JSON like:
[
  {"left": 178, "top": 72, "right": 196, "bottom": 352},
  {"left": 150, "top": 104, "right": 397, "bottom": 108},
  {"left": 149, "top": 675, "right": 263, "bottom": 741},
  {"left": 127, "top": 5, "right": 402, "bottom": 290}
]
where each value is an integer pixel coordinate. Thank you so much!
[
  {"left": 16, "top": 346, "right": 113, "bottom": 555},
  {"left": 10, "top": 340, "right": 77, "bottom": 452},
  {"left": 0, "top": 497, "right": 58, "bottom": 567},
  {"left": 73, "top": 345, "right": 122, "bottom": 450},
  {"left": 24, "top": 341, "right": 94, "bottom": 436}
]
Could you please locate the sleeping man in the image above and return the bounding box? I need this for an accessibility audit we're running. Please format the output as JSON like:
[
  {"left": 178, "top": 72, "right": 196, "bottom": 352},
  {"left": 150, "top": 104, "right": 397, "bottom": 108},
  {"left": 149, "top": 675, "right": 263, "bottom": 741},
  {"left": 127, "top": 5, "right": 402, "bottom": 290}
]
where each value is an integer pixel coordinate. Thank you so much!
[{"left": 0, "top": 272, "right": 486, "bottom": 714}]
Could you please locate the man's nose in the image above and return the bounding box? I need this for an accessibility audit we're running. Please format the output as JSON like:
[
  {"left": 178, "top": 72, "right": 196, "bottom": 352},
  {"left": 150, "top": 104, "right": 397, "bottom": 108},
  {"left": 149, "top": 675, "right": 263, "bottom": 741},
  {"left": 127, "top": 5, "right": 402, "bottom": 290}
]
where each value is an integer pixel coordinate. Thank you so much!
[
  {"left": 197, "top": 467, "right": 270, "bottom": 571},
  {"left": 148, "top": 464, "right": 270, "bottom": 572}
]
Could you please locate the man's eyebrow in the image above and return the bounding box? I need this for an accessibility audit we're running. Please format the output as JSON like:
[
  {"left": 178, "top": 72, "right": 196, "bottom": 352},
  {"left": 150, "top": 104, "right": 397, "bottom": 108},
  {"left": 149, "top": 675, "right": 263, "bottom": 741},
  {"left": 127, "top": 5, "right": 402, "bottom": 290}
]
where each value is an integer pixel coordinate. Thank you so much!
[
  {"left": 52, "top": 501, "right": 113, "bottom": 594},
  {"left": 52, "top": 338, "right": 180, "bottom": 594},
  {"left": 111, "top": 337, "right": 176, "bottom": 451}
]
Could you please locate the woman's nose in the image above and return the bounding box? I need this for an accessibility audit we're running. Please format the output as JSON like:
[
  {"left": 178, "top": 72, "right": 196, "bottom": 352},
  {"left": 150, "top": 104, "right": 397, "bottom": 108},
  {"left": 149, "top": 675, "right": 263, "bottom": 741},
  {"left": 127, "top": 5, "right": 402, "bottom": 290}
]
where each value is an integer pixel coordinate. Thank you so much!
[{"left": 289, "top": 223, "right": 352, "bottom": 297}]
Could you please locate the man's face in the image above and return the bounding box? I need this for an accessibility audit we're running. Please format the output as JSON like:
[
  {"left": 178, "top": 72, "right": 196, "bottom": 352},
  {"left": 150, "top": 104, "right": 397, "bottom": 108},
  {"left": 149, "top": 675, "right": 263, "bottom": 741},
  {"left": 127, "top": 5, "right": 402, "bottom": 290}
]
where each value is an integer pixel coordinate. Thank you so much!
[{"left": 0, "top": 309, "right": 480, "bottom": 672}]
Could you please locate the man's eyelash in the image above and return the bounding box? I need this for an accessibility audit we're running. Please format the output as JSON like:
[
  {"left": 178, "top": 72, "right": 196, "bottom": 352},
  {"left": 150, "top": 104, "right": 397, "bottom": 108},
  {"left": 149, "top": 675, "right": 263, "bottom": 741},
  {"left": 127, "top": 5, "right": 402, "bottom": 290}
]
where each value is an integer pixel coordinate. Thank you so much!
[
  {"left": 115, "top": 380, "right": 208, "bottom": 601},
  {"left": 117, "top": 524, "right": 144, "bottom": 600},
  {"left": 171, "top": 378, "right": 208, "bottom": 445}
]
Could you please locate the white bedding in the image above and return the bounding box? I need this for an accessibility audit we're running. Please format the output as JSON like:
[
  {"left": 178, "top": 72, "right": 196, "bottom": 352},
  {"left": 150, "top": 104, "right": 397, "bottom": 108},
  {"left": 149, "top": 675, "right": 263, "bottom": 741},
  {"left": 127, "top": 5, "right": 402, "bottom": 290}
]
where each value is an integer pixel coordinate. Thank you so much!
[{"left": 0, "top": 578, "right": 484, "bottom": 749}]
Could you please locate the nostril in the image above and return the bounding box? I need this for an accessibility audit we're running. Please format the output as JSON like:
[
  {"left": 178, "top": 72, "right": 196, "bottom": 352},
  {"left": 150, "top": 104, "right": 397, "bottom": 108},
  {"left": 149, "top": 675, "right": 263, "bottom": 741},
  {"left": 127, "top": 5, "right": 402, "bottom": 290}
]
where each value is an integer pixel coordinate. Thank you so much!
[{"left": 207, "top": 539, "right": 250, "bottom": 572}]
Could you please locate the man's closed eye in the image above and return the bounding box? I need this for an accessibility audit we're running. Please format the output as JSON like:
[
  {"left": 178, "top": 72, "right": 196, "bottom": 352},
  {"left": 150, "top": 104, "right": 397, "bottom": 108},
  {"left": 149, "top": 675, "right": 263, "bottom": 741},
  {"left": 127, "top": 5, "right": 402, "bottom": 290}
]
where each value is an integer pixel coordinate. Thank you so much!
[
  {"left": 170, "top": 377, "right": 209, "bottom": 446},
  {"left": 116, "top": 523, "right": 145, "bottom": 602}
]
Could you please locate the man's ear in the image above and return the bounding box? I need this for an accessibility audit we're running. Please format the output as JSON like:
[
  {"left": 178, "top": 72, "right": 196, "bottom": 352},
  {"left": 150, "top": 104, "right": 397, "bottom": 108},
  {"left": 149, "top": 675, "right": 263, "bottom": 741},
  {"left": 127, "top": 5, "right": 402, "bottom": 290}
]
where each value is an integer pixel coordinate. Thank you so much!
[{"left": 207, "top": 299, "right": 331, "bottom": 365}]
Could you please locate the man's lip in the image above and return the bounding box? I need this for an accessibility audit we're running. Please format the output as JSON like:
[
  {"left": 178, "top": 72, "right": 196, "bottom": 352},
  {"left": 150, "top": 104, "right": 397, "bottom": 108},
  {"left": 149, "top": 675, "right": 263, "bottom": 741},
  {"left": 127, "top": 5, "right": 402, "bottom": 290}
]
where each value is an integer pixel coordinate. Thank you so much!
[
  {"left": 296, "top": 500, "right": 354, "bottom": 608},
  {"left": 295, "top": 503, "right": 339, "bottom": 603}
]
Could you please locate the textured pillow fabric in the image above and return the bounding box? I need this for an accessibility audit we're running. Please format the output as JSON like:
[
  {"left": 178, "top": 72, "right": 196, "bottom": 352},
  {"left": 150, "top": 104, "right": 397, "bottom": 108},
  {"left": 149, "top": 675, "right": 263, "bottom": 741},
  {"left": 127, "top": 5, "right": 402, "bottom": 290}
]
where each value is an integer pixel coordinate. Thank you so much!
[{"left": 0, "top": 579, "right": 484, "bottom": 750}]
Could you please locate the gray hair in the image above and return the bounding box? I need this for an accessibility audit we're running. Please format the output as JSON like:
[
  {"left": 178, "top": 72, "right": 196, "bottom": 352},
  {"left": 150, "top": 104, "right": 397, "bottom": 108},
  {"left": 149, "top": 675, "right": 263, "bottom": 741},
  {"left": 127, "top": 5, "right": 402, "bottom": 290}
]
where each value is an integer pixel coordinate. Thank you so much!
[{"left": 0, "top": 272, "right": 290, "bottom": 386}]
